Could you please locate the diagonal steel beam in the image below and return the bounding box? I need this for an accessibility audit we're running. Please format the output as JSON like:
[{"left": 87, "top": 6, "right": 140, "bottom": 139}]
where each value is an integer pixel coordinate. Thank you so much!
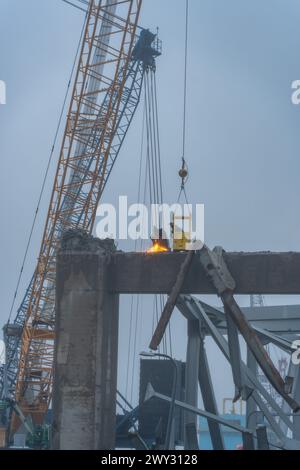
[
  {"left": 192, "top": 299, "right": 300, "bottom": 448},
  {"left": 184, "top": 319, "right": 200, "bottom": 450},
  {"left": 144, "top": 383, "right": 253, "bottom": 435},
  {"left": 225, "top": 310, "right": 245, "bottom": 401},
  {"left": 149, "top": 250, "right": 194, "bottom": 350},
  {"left": 198, "top": 333, "right": 225, "bottom": 450},
  {"left": 198, "top": 245, "right": 300, "bottom": 412},
  {"left": 178, "top": 296, "right": 294, "bottom": 432}
]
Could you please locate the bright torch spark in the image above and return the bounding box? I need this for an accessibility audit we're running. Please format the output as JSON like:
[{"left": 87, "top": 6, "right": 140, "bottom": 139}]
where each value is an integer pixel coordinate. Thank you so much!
[{"left": 147, "top": 242, "right": 169, "bottom": 254}]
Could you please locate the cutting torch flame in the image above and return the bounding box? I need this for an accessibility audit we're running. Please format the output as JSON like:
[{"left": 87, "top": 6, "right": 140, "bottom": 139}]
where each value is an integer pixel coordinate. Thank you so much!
[{"left": 147, "top": 242, "right": 169, "bottom": 254}]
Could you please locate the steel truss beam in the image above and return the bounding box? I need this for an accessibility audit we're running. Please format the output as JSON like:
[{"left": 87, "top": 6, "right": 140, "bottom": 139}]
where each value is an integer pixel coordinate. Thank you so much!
[{"left": 177, "top": 295, "right": 300, "bottom": 450}]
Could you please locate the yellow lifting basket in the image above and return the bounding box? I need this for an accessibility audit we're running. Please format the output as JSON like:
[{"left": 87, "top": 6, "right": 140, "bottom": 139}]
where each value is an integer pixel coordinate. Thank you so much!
[{"left": 172, "top": 214, "right": 192, "bottom": 252}]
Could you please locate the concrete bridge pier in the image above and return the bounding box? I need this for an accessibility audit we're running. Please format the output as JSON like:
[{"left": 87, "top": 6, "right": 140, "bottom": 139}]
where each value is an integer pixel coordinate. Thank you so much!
[{"left": 52, "top": 232, "right": 119, "bottom": 450}]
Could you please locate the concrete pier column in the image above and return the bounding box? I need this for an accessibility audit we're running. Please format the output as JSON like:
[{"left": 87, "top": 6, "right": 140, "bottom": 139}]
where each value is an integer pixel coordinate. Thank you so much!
[{"left": 52, "top": 231, "right": 119, "bottom": 450}]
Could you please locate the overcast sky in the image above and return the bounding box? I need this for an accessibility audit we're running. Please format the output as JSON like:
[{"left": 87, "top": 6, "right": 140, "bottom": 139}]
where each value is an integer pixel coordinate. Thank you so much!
[{"left": 1, "top": 0, "right": 300, "bottom": 410}]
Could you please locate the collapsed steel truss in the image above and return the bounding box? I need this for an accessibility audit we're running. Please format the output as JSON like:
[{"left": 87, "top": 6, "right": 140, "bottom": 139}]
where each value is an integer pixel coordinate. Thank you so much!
[
  {"left": 145, "top": 246, "right": 300, "bottom": 450},
  {"left": 171, "top": 295, "right": 300, "bottom": 450}
]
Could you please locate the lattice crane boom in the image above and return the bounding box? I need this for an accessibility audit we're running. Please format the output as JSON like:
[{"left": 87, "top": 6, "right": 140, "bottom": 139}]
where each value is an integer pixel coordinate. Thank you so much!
[{"left": 0, "top": 0, "right": 161, "bottom": 436}]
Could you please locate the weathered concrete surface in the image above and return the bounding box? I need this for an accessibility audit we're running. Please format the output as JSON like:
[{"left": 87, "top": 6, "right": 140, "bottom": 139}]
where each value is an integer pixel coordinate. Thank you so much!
[
  {"left": 110, "top": 251, "right": 300, "bottom": 294},
  {"left": 52, "top": 239, "right": 300, "bottom": 448},
  {"left": 52, "top": 232, "right": 119, "bottom": 450}
]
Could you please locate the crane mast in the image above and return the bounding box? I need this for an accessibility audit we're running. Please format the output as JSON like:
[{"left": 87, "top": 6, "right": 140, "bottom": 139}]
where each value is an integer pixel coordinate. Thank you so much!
[{"left": 0, "top": 0, "right": 161, "bottom": 436}]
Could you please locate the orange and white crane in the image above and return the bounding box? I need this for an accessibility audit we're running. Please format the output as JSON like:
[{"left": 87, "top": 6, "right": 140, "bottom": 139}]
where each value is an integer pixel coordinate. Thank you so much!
[{"left": 0, "top": 0, "right": 161, "bottom": 440}]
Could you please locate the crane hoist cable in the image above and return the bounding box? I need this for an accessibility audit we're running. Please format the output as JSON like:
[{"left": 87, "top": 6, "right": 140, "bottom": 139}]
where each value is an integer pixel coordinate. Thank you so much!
[
  {"left": 177, "top": 0, "right": 190, "bottom": 205},
  {"left": 182, "top": 0, "right": 189, "bottom": 163},
  {"left": 123, "top": 0, "right": 191, "bottom": 401},
  {"left": 177, "top": 159, "right": 190, "bottom": 205},
  {"left": 145, "top": 71, "right": 163, "bottom": 209},
  {"left": 148, "top": 0, "right": 191, "bottom": 356},
  {"left": 125, "top": 67, "right": 173, "bottom": 403},
  {"left": 125, "top": 103, "right": 147, "bottom": 406},
  {"left": 145, "top": 68, "right": 174, "bottom": 357},
  {"left": 125, "top": 58, "right": 176, "bottom": 404}
]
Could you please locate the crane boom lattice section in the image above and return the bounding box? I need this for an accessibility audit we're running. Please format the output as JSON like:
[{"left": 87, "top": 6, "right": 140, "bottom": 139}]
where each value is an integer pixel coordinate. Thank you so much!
[{"left": 10, "top": 0, "right": 143, "bottom": 431}]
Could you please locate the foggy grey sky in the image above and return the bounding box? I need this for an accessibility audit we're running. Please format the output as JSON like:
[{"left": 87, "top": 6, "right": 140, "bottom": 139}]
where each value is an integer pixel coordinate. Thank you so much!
[{"left": 1, "top": 0, "right": 300, "bottom": 407}]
